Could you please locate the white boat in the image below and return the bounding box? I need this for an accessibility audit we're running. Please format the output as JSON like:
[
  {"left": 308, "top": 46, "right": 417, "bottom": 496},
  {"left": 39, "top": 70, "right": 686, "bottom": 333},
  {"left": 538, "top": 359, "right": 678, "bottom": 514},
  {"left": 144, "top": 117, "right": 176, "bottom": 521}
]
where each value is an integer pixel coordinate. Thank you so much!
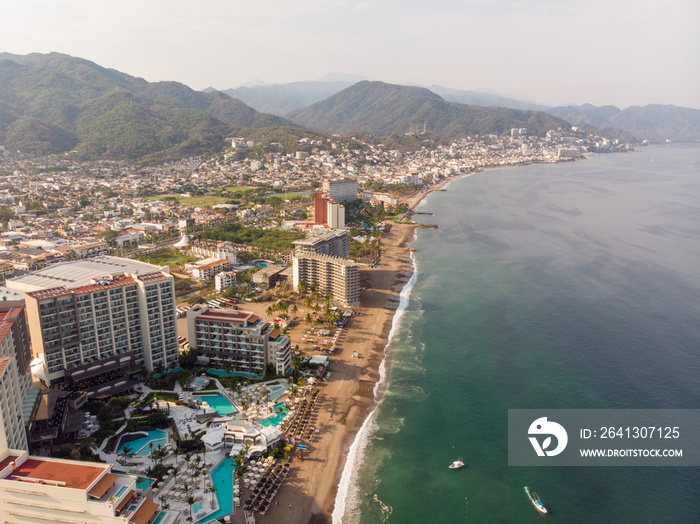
[
  {"left": 525, "top": 486, "right": 548, "bottom": 514},
  {"left": 448, "top": 459, "right": 465, "bottom": 469}
]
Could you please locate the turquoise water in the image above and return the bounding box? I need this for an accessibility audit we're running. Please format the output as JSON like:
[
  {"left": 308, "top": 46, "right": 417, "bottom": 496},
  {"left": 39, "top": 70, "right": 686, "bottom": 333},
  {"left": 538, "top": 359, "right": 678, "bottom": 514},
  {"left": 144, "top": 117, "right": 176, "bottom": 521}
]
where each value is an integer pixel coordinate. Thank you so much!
[
  {"left": 118, "top": 430, "right": 167, "bottom": 455},
  {"left": 269, "top": 388, "right": 287, "bottom": 402},
  {"left": 152, "top": 512, "right": 167, "bottom": 524},
  {"left": 135, "top": 439, "right": 166, "bottom": 456},
  {"left": 258, "top": 402, "right": 289, "bottom": 427},
  {"left": 197, "top": 457, "right": 236, "bottom": 523},
  {"left": 207, "top": 368, "right": 261, "bottom": 379},
  {"left": 339, "top": 145, "right": 700, "bottom": 523},
  {"left": 193, "top": 502, "right": 204, "bottom": 513},
  {"left": 115, "top": 485, "right": 128, "bottom": 498},
  {"left": 194, "top": 394, "right": 237, "bottom": 416},
  {"left": 136, "top": 477, "right": 154, "bottom": 490},
  {"left": 153, "top": 367, "right": 182, "bottom": 379}
]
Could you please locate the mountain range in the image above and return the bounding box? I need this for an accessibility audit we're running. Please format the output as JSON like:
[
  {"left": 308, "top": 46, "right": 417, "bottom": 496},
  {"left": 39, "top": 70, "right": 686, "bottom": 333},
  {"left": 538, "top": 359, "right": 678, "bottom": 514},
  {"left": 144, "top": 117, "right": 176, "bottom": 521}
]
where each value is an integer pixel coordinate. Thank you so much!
[
  {"left": 230, "top": 80, "right": 700, "bottom": 143},
  {"left": 0, "top": 52, "right": 295, "bottom": 160},
  {"left": 1, "top": 53, "right": 699, "bottom": 162},
  {"left": 286, "top": 81, "right": 569, "bottom": 138}
]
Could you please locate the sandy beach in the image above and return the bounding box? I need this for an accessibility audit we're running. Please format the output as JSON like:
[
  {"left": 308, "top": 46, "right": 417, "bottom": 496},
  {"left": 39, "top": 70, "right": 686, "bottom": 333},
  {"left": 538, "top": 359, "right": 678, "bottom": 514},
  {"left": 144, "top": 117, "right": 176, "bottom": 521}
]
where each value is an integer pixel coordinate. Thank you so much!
[{"left": 251, "top": 178, "right": 455, "bottom": 524}]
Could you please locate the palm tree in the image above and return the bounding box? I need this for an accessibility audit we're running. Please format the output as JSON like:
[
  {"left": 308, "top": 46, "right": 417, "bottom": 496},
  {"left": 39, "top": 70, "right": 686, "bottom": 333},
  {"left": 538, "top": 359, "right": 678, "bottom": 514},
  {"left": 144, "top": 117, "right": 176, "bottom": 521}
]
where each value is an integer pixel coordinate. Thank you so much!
[
  {"left": 200, "top": 468, "right": 208, "bottom": 491},
  {"left": 118, "top": 444, "right": 134, "bottom": 465},
  {"left": 158, "top": 495, "right": 171, "bottom": 511},
  {"left": 208, "top": 484, "right": 218, "bottom": 503},
  {"left": 297, "top": 279, "right": 308, "bottom": 295},
  {"left": 72, "top": 436, "right": 97, "bottom": 460},
  {"left": 291, "top": 304, "right": 298, "bottom": 316},
  {"left": 186, "top": 494, "right": 196, "bottom": 520}
]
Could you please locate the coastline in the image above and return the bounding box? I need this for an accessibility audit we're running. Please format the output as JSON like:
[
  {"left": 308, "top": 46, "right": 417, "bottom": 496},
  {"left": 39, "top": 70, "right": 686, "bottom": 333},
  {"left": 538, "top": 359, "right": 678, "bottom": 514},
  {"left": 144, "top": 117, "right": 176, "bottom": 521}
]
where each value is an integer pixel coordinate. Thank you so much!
[
  {"left": 317, "top": 176, "right": 457, "bottom": 522},
  {"left": 249, "top": 174, "right": 474, "bottom": 524}
]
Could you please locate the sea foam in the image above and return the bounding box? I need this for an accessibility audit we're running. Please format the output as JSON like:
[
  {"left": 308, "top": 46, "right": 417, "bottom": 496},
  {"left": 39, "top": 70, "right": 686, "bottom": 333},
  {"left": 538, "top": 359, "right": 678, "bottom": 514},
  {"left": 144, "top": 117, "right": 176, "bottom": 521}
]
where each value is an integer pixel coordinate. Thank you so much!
[{"left": 332, "top": 252, "right": 418, "bottom": 523}]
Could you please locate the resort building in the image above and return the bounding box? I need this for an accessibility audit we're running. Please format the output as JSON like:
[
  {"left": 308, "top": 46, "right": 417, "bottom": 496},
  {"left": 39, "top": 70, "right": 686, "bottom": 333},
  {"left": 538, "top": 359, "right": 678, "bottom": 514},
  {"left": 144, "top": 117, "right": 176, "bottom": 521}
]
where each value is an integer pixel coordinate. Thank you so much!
[
  {"left": 191, "top": 259, "right": 231, "bottom": 281},
  {"left": 0, "top": 303, "right": 35, "bottom": 453},
  {"left": 360, "top": 190, "right": 400, "bottom": 210},
  {"left": 222, "top": 420, "right": 284, "bottom": 457},
  {"left": 252, "top": 265, "right": 287, "bottom": 288},
  {"left": 190, "top": 241, "right": 238, "bottom": 265},
  {"left": 186, "top": 307, "right": 292, "bottom": 375},
  {"left": 292, "top": 253, "right": 360, "bottom": 307},
  {"left": 322, "top": 178, "right": 358, "bottom": 203},
  {"left": 0, "top": 357, "right": 27, "bottom": 452},
  {"left": 0, "top": 448, "right": 177, "bottom": 524},
  {"left": 293, "top": 229, "right": 350, "bottom": 259},
  {"left": 214, "top": 271, "right": 237, "bottom": 292},
  {"left": 6, "top": 257, "right": 179, "bottom": 388}
]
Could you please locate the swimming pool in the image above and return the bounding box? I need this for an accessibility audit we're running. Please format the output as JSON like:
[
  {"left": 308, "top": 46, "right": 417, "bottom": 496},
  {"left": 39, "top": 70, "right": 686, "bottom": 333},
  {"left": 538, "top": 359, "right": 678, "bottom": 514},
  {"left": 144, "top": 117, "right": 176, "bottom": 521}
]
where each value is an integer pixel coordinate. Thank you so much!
[
  {"left": 207, "top": 368, "right": 261, "bottom": 379},
  {"left": 258, "top": 402, "right": 289, "bottom": 428},
  {"left": 136, "top": 477, "right": 154, "bottom": 490},
  {"left": 193, "top": 502, "right": 204, "bottom": 513},
  {"left": 269, "top": 388, "right": 288, "bottom": 402},
  {"left": 117, "top": 430, "right": 167, "bottom": 455},
  {"left": 152, "top": 511, "right": 168, "bottom": 524},
  {"left": 196, "top": 457, "right": 236, "bottom": 523},
  {"left": 194, "top": 394, "right": 237, "bottom": 416}
]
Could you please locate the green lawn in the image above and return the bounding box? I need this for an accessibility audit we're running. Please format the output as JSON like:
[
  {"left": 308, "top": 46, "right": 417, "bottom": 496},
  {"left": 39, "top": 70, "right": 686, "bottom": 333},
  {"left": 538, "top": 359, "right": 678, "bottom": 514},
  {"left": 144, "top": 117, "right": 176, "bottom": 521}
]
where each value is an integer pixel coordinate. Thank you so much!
[{"left": 133, "top": 249, "right": 198, "bottom": 268}]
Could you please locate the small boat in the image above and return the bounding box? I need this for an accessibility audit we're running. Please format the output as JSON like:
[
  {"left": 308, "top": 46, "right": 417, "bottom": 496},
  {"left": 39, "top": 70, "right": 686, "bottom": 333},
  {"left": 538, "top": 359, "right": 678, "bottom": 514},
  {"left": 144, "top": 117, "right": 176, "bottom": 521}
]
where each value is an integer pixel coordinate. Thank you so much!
[
  {"left": 525, "top": 486, "right": 548, "bottom": 514},
  {"left": 448, "top": 459, "right": 465, "bottom": 469}
]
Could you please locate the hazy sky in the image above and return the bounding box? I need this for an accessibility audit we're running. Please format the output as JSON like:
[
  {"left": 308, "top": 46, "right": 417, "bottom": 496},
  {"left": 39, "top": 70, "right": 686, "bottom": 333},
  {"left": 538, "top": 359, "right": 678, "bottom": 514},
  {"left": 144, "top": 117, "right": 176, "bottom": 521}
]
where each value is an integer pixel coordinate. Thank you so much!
[{"left": 3, "top": 0, "right": 699, "bottom": 109}]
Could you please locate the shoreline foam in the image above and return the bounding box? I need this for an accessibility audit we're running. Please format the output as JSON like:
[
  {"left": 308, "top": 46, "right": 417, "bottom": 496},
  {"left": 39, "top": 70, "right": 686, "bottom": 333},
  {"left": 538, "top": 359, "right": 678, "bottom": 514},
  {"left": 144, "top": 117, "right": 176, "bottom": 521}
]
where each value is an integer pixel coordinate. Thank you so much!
[{"left": 331, "top": 254, "right": 418, "bottom": 523}]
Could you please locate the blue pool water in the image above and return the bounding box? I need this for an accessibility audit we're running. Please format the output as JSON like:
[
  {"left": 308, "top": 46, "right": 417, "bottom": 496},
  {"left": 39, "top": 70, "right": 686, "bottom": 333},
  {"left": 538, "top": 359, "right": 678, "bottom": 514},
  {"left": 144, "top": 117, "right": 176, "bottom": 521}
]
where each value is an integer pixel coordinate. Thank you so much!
[
  {"left": 258, "top": 402, "right": 289, "bottom": 427},
  {"left": 194, "top": 394, "right": 237, "bottom": 416},
  {"left": 193, "top": 502, "right": 204, "bottom": 513},
  {"left": 197, "top": 457, "right": 236, "bottom": 523},
  {"left": 115, "top": 485, "right": 128, "bottom": 498},
  {"left": 152, "top": 511, "right": 167, "bottom": 524},
  {"left": 118, "top": 430, "right": 167, "bottom": 455},
  {"left": 137, "top": 477, "right": 154, "bottom": 490},
  {"left": 207, "top": 369, "right": 261, "bottom": 379},
  {"left": 136, "top": 439, "right": 166, "bottom": 456},
  {"left": 269, "top": 388, "right": 287, "bottom": 402},
  {"left": 153, "top": 367, "right": 182, "bottom": 379}
]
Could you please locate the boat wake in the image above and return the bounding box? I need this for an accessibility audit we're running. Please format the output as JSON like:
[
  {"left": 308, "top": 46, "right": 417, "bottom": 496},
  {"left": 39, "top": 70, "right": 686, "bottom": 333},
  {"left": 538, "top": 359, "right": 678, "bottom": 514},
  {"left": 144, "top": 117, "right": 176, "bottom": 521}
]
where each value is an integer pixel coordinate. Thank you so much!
[{"left": 331, "top": 253, "right": 418, "bottom": 524}]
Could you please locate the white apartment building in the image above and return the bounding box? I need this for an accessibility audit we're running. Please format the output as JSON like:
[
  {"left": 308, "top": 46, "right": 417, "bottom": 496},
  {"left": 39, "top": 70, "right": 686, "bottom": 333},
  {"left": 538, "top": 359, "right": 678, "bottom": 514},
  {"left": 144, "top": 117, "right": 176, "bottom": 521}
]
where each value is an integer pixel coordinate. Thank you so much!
[
  {"left": 292, "top": 253, "right": 360, "bottom": 307},
  {"left": 187, "top": 307, "right": 292, "bottom": 375},
  {"left": 192, "top": 259, "right": 230, "bottom": 281},
  {"left": 0, "top": 357, "right": 26, "bottom": 452},
  {"left": 327, "top": 201, "right": 346, "bottom": 229},
  {"left": 190, "top": 241, "right": 238, "bottom": 265},
  {"left": 293, "top": 230, "right": 350, "bottom": 260},
  {"left": 0, "top": 304, "right": 35, "bottom": 452},
  {"left": 322, "top": 178, "right": 358, "bottom": 203},
  {"left": 7, "top": 257, "right": 179, "bottom": 386},
  {"left": 215, "top": 271, "right": 237, "bottom": 292}
]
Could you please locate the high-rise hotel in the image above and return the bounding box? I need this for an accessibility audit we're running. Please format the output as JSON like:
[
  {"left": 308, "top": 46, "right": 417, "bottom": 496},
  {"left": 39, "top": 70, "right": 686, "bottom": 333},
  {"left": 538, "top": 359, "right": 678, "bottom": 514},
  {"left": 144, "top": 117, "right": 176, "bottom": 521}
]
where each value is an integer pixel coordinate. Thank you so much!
[{"left": 6, "top": 257, "right": 179, "bottom": 388}]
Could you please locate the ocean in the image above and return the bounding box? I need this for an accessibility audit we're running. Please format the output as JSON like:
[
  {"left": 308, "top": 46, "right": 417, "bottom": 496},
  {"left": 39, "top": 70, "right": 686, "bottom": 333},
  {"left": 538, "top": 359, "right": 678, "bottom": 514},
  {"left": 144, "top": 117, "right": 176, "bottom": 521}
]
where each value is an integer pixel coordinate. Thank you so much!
[{"left": 334, "top": 143, "right": 700, "bottom": 524}]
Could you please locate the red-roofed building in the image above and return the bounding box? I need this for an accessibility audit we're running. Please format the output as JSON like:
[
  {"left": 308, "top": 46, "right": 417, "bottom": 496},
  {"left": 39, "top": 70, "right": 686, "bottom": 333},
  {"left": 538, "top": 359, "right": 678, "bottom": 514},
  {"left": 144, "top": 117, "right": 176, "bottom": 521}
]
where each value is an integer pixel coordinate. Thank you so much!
[{"left": 0, "top": 450, "right": 177, "bottom": 523}]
